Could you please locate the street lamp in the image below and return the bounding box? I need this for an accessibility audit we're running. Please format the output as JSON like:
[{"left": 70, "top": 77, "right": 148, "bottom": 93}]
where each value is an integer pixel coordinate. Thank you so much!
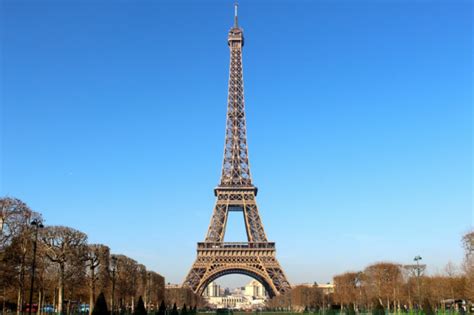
[
  {"left": 28, "top": 219, "right": 44, "bottom": 315},
  {"left": 110, "top": 256, "right": 118, "bottom": 315},
  {"left": 414, "top": 255, "right": 422, "bottom": 310}
]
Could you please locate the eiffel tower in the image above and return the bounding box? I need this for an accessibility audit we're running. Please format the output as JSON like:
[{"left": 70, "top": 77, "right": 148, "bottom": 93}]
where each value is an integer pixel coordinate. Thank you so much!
[{"left": 183, "top": 4, "right": 291, "bottom": 298}]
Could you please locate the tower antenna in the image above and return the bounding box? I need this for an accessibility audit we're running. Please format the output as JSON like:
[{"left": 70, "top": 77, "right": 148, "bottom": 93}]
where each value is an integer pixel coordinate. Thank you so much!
[{"left": 234, "top": 2, "right": 238, "bottom": 27}]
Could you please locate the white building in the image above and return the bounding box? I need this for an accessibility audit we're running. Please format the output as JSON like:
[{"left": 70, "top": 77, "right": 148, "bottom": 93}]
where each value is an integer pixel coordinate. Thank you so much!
[
  {"left": 203, "top": 281, "right": 221, "bottom": 297},
  {"left": 244, "top": 280, "right": 266, "bottom": 298},
  {"left": 203, "top": 279, "right": 268, "bottom": 310}
]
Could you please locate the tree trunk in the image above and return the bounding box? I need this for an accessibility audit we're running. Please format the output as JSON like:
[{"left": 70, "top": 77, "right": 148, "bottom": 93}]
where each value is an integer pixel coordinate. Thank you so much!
[
  {"left": 42, "top": 289, "right": 46, "bottom": 315},
  {"left": 53, "top": 287, "right": 56, "bottom": 313},
  {"left": 144, "top": 281, "right": 147, "bottom": 311},
  {"left": 408, "top": 289, "right": 412, "bottom": 311},
  {"left": 37, "top": 290, "right": 42, "bottom": 315},
  {"left": 89, "top": 267, "right": 95, "bottom": 315},
  {"left": 17, "top": 259, "right": 26, "bottom": 315},
  {"left": 58, "top": 264, "right": 64, "bottom": 314},
  {"left": 3, "top": 286, "right": 6, "bottom": 315},
  {"left": 16, "top": 286, "right": 22, "bottom": 315}
]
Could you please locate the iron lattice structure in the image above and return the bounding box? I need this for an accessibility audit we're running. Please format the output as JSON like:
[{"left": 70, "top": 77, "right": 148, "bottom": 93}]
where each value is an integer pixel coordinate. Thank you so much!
[{"left": 183, "top": 6, "right": 291, "bottom": 298}]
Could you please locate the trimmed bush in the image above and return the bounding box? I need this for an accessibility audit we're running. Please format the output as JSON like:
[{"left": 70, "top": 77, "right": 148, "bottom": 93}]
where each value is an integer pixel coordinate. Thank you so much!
[
  {"left": 372, "top": 299, "right": 385, "bottom": 315},
  {"left": 423, "top": 298, "right": 434, "bottom": 315},
  {"left": 181, "top": 304, "right": 188, "bottom": 315},
  {"left": 171, "top": 303, "right": 179, "bottom": 315},
  {"left": 157, "top": 301, "right": 166, "bottom": 315},
  {"left": 347, "top": 303, "right": 356, "bottom": 315},
  {"left": 134, "top": 296, "right": 146, "bottom": 315},
  {"left": 92, "top": 293, "right": 109, "bottom": 315}
]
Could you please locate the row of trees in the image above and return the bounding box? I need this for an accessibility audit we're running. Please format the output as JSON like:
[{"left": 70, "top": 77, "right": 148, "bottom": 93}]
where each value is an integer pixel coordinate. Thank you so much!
[
  {"left": 164, "top": 287, "right": 204, "bottom": 310},
  {"left": 0, "top": 197, "right": 165, "bottom": 315},
  {"left": 268, "top": 232, "right": 474, "bottom": 313},
  {"left": 266, "top": 285, "right": 327, "bottom": 311},
  {"left": 331, "top": 232, "right": 474, "bottom": 312},
  {"left": 332, "top": 262, "right": 465, "bottom": 312}
]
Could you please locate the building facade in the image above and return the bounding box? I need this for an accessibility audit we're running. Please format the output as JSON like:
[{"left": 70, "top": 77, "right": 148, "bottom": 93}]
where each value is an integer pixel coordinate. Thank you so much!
[{"left": 203, "top": 280, "right": 268, "bottom": 310}]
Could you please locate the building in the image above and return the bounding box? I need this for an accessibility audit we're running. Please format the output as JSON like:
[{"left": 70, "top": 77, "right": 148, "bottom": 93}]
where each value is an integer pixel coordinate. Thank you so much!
[
  {"left": 203, "top": 280, "right": 268, "bottom": 310},
  {"left": 202, "top": 281, "right": 221, "bottom": 297},
  {"left": 317, "top": 283, "right": 335, "bottom": 295},
  {"left": 244, "top": 280, "right": 266, "bottom": 298}
]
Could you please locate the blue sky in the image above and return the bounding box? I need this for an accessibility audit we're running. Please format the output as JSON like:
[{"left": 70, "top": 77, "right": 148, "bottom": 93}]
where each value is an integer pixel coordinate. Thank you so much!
[{"left": 1, "top": 0, "right": 472, "bottom": 287}]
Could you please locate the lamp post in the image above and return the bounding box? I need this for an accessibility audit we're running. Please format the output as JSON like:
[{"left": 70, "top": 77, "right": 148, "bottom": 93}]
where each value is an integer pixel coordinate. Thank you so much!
[
  {"left": 414, "top": 255, "right": 422, "bottom": 310},
  {"left": 28, "top": 219, "right": 44, "bottom": 315},
  {"left": 110, "top": 256, "right": 117, "bottom": 315}
]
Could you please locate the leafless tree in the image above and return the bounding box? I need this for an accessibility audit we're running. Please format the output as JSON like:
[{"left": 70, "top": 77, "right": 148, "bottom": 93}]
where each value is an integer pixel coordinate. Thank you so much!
[
  {"left": 148, "top": 272, "right": 165, "bottom": 307},
  {"left": 0, "top": 198, "right": 34, "bottom": 250},
  {"left": 333, "top": 272, "right": 360, "bottom": 310},
  {"left": 114, "top": 254, "right": 139, "bottom": 311},
  {"left": 402, "top": 263, "right": 426, "bottom": 307},
  {"left": 363, "top": 262, "right": 403, "bottom": 311},
  {"left": 164, "top": 287, "right": 204, "bottom": 309},
  {"left": 41, "top": 226, "right": 88, "bottom": 314},
  {"left": 1, "top": 197, "right": 166, "bottom": 315},
  {"left": 462, "top": 230, "right": 474, "bottom": 302},
  {"left": 0, "top": 198, "right": 42, "bottom": 315},
  {"left": 85, "top": 244, "right": 110, "bottom": 315}
]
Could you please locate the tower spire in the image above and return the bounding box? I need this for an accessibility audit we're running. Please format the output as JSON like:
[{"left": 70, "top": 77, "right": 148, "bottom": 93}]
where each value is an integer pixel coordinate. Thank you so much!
[
  {"left": 222, "top": 2, "right": 248, "bottom": 187},
  {"left": 234, "top": 2, "right": 238, "bottom": 28}
]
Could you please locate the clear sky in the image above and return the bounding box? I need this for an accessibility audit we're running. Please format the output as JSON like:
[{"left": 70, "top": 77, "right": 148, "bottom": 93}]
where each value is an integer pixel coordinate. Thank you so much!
[{"left": 1, "top": 0, "right": 472, "bottom": 287}]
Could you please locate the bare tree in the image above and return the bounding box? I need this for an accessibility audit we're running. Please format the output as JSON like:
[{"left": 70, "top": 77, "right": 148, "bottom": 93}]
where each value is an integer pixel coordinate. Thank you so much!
[
  {"left": 34, "top": 246, "right": 58, "bottom": 315},
  {"left": 443, "top": 262, "right": 458, "bottom": 302},
  {"left": 334, "top": 272, "right": 360, "bottom": 310},
  {"left": 363, "top": 262, "right": 402, "bottom": 311},
  {"left": 135, "top": 264, "right": 147, "bottom": 308},
  {"left": 86, "top": 244, "right": 110, "bottom": 315},
  {"left": 462, "top": 230, "right": 474, "bottom": 302},
  {"left": 444, "top": 261, "right": 458, "bottom": 277},
  {"left": 0, "top": 198, "right": 42, "bottom": 315},
  {"left": 0, "top": 198, "right": 35, "bottom": 250},
  {"left": 148, "top": 272, "right": 165, "bottom": 307},
  {"left": 114, "top": 254, "right": 139, "bottom": 311},
  {"left": 164, "top": 287, "right": 204, "bottom": 309},
  {"left": 403, "top": 263, "right": 426, "bottom": 308},
  {"left": 1, "top": 198, "right": 165, "bottom": 315},
  {"left": 41, "top": 226, "right": 87, "bottom": 314}
]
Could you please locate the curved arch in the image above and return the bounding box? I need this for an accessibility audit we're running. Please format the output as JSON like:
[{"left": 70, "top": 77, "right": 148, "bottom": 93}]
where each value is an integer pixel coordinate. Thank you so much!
[{"left": 197, "top": 267, "right": 277, "bottom": 298}]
